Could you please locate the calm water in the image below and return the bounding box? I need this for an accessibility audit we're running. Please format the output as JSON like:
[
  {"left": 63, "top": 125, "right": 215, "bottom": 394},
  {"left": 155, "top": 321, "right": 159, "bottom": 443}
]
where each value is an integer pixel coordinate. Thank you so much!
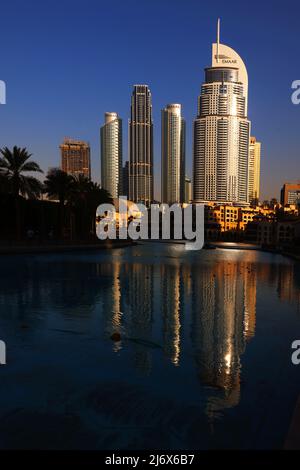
[{"left": 0, "top": 244, "right": 299, "bottom": 449}]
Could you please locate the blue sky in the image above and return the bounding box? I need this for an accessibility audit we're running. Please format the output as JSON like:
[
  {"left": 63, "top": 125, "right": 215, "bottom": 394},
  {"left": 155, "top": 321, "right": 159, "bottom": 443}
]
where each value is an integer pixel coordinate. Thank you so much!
[{"left": 0, "top": 0, "right": 299, "bottom": 200}]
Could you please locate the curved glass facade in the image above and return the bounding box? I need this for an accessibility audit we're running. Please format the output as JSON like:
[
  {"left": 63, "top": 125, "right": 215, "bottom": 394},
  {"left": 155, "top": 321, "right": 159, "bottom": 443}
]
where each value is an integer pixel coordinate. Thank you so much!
[
  {"left": 100, "top": 113, "right": 122, "bottom": 199},
  {"left": 205, "top": 67, "right": 239, "bottom": 84}
]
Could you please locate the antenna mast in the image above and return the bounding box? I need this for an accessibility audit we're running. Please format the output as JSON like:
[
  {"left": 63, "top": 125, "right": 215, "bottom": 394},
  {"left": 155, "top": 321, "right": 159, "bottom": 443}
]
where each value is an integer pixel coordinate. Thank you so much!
[{"left": 217, "top": 18, "right": 220, "bottom": 63}]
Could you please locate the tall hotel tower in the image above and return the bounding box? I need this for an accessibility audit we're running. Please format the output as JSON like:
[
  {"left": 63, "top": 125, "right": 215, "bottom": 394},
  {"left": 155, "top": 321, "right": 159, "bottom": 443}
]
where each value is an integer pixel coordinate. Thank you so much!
[
  {"left": 60, "top": 138, "right": 91, "bottom": 179},
  {"left": 193, "top": 20, "right": 251, "bottom": 205},
  {"left": 129, "top": 85, "right": 153, "bottom": 206},
  {"left": 100, "top": 112, "right": 122, "bottom": 199},
  {"left": 248, "top": 136, "right": 261, "bottom": 204},
  {"left": 161, "top": 104, "right": 185, "bottom": 204}
]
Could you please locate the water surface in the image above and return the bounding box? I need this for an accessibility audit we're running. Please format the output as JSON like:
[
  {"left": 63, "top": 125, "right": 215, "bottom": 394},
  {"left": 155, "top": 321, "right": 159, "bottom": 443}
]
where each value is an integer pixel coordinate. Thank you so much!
[{"left": 0, "top": 245, "right": 299, "bottom": 449}]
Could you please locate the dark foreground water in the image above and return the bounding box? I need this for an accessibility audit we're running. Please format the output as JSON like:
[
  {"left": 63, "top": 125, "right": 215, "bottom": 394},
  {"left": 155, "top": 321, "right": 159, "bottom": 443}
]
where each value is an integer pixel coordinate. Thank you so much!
[{"left": 0, "top": 244, "right": 299, "bottom": 450}]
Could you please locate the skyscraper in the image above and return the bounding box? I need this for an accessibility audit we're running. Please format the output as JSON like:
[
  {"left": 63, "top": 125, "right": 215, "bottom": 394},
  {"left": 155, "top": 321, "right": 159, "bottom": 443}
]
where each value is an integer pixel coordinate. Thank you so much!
[
  {"left": 193, "top": 20, "right": 250, "bottom": 205},
  {"left": 248, "top": 136, "right": 261, "bottom": 204},
  {"left": 100, "top": 112, "right": 122, "bottom": 198},
  {"left": 185, "top": 176, "right": 192, "bottom": 204},
  {"left": 122, "top": 161, "right": 129, "bottom": 198},
  {"left": 129, "top": 85, "right": 153, "bottom": 206},
  {"left": 60, "top": 138, "right": 91, "bottom": 179},
  {"left": 161, "top": 104, "right": 185, "bottom": 204}
]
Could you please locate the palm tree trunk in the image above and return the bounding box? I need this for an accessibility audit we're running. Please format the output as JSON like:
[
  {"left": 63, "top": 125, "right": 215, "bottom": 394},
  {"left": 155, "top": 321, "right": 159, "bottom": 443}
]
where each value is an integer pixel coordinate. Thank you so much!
[
  {"left": 59, "top": 201, "right": 65, "bottom": 239},
  {"left": 12, "top": 178, "right": 22, "bottom": 241},
  {"left": 15, "top": 196, "right": 21, "bottom": 241}
]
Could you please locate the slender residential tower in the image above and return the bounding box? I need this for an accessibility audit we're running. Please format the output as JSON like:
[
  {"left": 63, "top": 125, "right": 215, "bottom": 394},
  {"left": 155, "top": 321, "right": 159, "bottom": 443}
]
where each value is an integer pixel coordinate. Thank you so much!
[
  {"left": 248, "top": 136, "right": 261, "bottom": 204},
  {"left": 100, "top": 112, "right": 122, "bottom": 199},
  {"left": 193, "top": 20, "right": 251, "bottom": 205},
  {"left": 122, "top": 161, "right": 129, "bottom": 198},
  {"left": 161, "top": 104, "right": 185, "bottom": 204},
  {"left": 129, "top": 85, "right": 153, "bottom": 206}
]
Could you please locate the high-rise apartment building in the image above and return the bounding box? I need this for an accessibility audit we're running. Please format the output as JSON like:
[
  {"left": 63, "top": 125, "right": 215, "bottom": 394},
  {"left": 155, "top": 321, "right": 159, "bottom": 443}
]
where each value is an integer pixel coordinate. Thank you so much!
[
  {"left": 193, "top": 20, "right": 250, "bottom": 205},
  {"left": 60, "top": 138, "right": 91, "bottom": 179},
  {"left": 248, "top": 136, "right": 261, "bottom": 204},
  {"left": 122, "top": 161, "right": 129, "bottom": 198},
  {"left": 161, "top": 104, "right": 185, "bottom": 204},
  {"left": 100, "top": 112, "right": 122, "bottom": 198},
  {"left": 129, "top": 84, "right": 153, "bottom": 206}
]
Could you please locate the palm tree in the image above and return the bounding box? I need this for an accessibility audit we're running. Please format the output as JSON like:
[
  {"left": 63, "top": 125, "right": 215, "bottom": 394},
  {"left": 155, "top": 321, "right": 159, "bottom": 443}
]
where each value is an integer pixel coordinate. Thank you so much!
[
  {"left": 44, "top": 168, "right": 74, "bottom": 238},
  {"left": 0, "top": 171, "right": 11, "bottom": 194},
  {"left": 69, "top": 175, "right": 112, "bottom": 239},
  {"left": 0, "top": 146, "right": 43, "bottom": 238},
  {"left": 84, "top": 181, "right": 112, "bottom": 238},
  {"left": 0, "top": 146, "right": 43, "bottom": 198}
]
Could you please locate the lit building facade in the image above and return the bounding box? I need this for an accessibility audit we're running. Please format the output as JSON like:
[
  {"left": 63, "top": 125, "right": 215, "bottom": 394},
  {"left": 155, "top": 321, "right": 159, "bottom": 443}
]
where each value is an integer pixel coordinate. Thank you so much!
[
  {"left": 205, "top": 204, "right": 239, "bottom": 232},
  {"left": 100, "top": 112, "right": 122, "bottom": 198},
  {"left": 193, "top": 21, "right": 250, "bottom": 205},
  {"left": 129, "top": 85, "right": 153, "bottom": 206},
  {"left": 161, "top": 104, "right": 185, "bottom": 204},
  {"left": 122, "top": 161, "right": 129, "bottom": 198},
  {"left": 60, "top": 138, "right": 91, "bottom": 179},
  {"left": 248, "top": 136, "right": 261, "bottom": 204},
  {"left": 185, "top": 176, "right": 192, "bottom": 204},
  {"left": 205, "top": 203, "right": 278, "bottom": 234},
  {"left": 280, "top": 183, "right": 300, "bottom": 206}
]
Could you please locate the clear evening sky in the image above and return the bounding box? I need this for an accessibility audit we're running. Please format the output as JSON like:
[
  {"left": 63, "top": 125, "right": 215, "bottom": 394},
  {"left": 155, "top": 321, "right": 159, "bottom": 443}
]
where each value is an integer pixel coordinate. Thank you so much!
[{"left": 0, "top": 0, "right": 299, "bottom": 200}]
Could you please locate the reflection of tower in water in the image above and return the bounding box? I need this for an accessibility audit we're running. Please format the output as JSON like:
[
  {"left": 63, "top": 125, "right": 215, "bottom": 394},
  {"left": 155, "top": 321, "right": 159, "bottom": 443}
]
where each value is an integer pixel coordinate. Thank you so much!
[
  {"left": 101, "top": 262, "right": 122, "bottom": 352},
  {"left": 242, "top": 262, "right": 257, "bottom": 341},
  {"left": 191, "top": 259, "right": 257, "bottom": 419},
  {"left": 161, "top": 263, "right": 182, "bottom": 366},
  {"left": 277, "top": 263, "right": 300, "bottom": 306},
  {"left": 123, "top": 263, "right": 154, "bottom": 374}
]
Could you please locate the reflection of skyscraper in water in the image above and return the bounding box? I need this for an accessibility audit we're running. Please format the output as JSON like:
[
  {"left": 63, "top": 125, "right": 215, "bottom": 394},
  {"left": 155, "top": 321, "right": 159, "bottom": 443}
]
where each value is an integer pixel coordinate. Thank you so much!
[
  {"left": 182, "top": 264, "right": 192, "bottom": 297},
  {"left": 256, "top": 261, "right": 300, "bottom": 308},
  {"left": 243, "top": 263, "right": 257, "bottom": 341},
  {"left": 101, "top": 262, "right": 123, "bottom": 352},
  {"left": 191, "top": 269, "right": 216, "bottom": 383},
  {"left": 191, "top": 259, "right": 257, "bottom": 419},
  {"left": 161, "top": 264, "right": 182, "bottom": 366},
  {"left": 122, "top": 263, "right": 154, "bottom": 374},
  {"left": 212, "top": 262, "right": 244, "bottom": 394},
  {"left": 277, "top": 263, "right": 300, "bottom": 306}
]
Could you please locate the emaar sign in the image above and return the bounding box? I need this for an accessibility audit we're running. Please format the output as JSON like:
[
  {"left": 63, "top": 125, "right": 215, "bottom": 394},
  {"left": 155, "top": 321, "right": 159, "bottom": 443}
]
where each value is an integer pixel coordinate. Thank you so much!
[{"left": 0, "top": 80, "right": 6, "bottom": 104}]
